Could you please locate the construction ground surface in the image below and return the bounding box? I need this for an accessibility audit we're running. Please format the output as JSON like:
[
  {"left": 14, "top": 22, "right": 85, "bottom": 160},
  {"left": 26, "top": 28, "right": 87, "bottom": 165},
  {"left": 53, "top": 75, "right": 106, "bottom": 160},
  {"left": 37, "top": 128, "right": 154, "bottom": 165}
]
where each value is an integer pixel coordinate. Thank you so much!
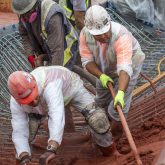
[{"left": 0, "top": 8, "right": 165, "bottom": 165}]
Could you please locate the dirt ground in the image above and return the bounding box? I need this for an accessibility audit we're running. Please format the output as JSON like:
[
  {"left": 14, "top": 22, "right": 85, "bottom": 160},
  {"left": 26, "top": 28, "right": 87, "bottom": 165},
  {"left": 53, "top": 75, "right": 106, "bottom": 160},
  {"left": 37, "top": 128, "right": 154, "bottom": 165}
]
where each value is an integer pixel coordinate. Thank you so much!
[
  {"left": 0, "top": 74, "right": 164, "bottom": 165},
  {"left": 1, "top": 108, "right": 165, "bottom": 165},
  {"left": 28, "top": 114, "right": 165, "bottom": 165}
]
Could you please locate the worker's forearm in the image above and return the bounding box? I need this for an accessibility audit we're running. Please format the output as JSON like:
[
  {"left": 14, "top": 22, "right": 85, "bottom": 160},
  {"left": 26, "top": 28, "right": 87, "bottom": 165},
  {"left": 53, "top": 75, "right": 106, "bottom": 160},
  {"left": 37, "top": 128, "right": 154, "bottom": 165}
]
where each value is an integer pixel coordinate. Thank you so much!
[
  {"left": 18, "top": 20, "right": 34, "bottom": 57},
  {"left": 51, "top": 50, "right": 64, "bottom": 66},
  {"left": 47, "top": 14, "right": 64, "bottom": 66},
  {"left": 74, "top": 11, "right": 85, "bottom": 30},
  {"left": 118, "top": 70, "right": 130, "bottom": 92},
  {"left": 86, "top": 61, "right": 103, "bottom": 78}
]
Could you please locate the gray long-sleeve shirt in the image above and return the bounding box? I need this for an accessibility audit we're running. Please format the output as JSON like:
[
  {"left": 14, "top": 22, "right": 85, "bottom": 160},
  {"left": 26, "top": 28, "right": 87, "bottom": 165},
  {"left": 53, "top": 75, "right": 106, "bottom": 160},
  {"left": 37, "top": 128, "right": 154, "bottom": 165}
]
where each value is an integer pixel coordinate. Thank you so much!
[{"left": 19, "top": 13, "right": 64, "bottom": 65}]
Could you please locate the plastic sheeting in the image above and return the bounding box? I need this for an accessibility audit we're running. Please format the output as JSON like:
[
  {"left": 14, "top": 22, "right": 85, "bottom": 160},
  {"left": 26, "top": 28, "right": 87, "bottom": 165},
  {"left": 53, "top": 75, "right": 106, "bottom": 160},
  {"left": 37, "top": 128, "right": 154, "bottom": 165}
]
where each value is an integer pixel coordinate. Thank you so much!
[
  {"left": 108, "top": 0, "right": 165, "bottom": 30},
  {"left": 153, "top": 0, "right": 165, "bottom": 30},
  {"left": 91, "top": 0, "right": 107, "bottom": 5}
]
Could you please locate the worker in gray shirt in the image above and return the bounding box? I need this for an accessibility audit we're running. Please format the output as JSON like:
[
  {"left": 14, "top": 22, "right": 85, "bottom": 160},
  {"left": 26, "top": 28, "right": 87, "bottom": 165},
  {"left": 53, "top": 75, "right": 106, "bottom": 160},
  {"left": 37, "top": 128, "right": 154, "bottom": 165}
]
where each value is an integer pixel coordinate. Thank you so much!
[{"left": 12, "top": 0, "right": 78, "bottom": 69}]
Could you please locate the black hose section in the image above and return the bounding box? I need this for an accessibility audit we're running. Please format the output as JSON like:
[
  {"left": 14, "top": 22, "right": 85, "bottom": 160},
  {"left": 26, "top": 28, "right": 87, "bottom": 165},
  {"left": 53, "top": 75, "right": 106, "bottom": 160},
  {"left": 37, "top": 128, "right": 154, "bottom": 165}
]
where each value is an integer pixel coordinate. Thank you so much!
[{"left": 72, "top": 65, "right": 97, "bottom": 87}]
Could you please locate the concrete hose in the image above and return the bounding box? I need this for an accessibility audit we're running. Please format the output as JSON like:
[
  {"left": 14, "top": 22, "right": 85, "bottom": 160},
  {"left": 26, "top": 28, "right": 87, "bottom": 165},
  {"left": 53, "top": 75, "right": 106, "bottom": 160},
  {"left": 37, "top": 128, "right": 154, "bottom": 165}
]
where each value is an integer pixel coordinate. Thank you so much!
[{"left": 72, "top": 65, "right": 97, "bottom": 87}]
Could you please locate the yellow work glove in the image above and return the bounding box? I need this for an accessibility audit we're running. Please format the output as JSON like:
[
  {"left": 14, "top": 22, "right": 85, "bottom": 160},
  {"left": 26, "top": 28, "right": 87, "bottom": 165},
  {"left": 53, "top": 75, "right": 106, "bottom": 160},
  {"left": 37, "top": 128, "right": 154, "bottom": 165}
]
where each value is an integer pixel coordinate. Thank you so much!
[
  {"left": 99, "top": 74, "right": 113, "bottom": 88},
  {"left": 114, "top": 90, "right": 125, "bottom": 109}
]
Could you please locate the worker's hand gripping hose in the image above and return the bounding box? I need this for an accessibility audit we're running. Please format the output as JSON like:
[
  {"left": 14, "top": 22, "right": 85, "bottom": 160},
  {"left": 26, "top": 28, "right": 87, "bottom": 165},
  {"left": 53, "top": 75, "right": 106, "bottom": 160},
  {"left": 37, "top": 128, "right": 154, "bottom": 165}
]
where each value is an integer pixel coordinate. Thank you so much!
[
  {"left": 114, "top": 90, "right": 125, "bottom": 109},
  {"left": 99, "top": 73, "right": 113, "bottom": 88}
]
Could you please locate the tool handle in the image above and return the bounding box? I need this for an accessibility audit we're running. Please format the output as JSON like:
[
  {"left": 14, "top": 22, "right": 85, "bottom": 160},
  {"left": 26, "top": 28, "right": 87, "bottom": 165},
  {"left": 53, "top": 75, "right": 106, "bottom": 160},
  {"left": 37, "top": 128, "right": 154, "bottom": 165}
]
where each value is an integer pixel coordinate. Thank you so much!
[{"left": 108, "top": 83, "right": 142, "bottom": 165}]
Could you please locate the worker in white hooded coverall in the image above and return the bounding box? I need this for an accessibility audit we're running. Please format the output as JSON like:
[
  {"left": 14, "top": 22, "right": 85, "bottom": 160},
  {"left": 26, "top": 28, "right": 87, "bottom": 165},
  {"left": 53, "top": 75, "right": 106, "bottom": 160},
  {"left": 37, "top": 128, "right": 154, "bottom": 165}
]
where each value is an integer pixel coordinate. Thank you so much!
[
  {"left": 79, "top": 5, "right": 145, "bottom": 152},
  {"left": 8, "top": 66, "right": 112, "bottom": 165}
]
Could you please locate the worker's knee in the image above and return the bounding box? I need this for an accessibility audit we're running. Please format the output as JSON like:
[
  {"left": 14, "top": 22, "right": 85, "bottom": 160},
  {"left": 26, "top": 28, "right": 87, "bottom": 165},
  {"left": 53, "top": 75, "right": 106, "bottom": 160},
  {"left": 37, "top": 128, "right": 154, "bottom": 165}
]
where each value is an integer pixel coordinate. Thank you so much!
[
  {"left": 28, "top": 113, "right": 42, "bottom": 142},
  {"left": 82, "top": 104, "right": 110, "bottom": 134}
]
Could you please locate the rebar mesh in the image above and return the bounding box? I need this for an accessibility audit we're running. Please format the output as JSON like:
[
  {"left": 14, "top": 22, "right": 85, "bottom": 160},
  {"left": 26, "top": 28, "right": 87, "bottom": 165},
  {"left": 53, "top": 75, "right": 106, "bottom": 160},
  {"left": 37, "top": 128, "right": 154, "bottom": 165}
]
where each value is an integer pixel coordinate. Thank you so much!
[
  {"left": 0, "top": 30, "right": 31, "bottom": 117},
  {"left": 1, "top": 9, "right": 165, "bottom": 117},
  {"left": 107, "top": 7, "right": 165, "bottom": 86}
]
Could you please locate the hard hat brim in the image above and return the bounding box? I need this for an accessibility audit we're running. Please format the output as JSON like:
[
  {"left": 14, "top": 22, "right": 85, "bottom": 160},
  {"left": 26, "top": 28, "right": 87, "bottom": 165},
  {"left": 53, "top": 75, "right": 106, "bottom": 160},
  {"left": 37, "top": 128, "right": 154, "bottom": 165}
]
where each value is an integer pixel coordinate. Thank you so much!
[
  {"left": 11, "top": 0, "right": 37, "bottom": 15},
  {"left": 88, "top": 23, "right": 110, "bottom": 36},
  {"left": 16, "top": 85, "right": 38, "bottom": 105}
]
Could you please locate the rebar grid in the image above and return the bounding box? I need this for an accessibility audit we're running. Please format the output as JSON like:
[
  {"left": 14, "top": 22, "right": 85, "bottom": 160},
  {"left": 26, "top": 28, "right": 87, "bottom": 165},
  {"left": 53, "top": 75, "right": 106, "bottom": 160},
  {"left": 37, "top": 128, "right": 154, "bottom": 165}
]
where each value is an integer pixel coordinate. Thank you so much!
[
  {"left": 0, "top": 31, "right": 31, "bottom": 117},
  {"left": 0, "top": 14, "right": 165, "bottom": 118},
  {"left": 107, "top": 7, "right": 165, "bottom": 86}
]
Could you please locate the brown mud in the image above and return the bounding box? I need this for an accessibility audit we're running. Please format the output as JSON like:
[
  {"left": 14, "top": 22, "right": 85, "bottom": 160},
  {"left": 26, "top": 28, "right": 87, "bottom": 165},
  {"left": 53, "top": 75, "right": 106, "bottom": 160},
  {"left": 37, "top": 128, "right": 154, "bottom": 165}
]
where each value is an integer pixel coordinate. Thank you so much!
[
  {"left": 33, "top": 115, "right": 165, "bottom": 165},
  {"left": 1, "top": 87, "right": 164, "bottom": 165},
  {"left": 3, "top": 114, "right": 162, "bottom": 165},
  {"left": 0, "top": 0, "right": 12, "bottom": 12}
]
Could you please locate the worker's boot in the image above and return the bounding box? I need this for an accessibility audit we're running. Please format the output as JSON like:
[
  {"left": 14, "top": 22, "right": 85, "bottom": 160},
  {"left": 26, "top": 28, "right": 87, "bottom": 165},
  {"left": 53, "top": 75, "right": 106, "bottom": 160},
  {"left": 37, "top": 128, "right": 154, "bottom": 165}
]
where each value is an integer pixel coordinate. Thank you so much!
[
  {"left": 98, "top": 143, "right": 121, "bottom": 157},
  {"left": 28, "top": 113, "right": 42, "bottom": 143},
  {"left": 111, "top": 120, "right": 123, "bottom": 143}
]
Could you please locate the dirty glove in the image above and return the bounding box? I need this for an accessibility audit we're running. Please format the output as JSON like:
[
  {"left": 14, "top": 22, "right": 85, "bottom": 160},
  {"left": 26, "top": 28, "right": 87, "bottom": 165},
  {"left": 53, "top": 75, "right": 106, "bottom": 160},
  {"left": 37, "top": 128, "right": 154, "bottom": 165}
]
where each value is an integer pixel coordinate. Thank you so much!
[
  {"left": 35, "top": 54, "right": 45, "bottom": 67},
  {"left": 114, "top": 90, "right": 125, "bottom": 109},
  {"left": 19, "top": 155, "right": 31, "bottom": 165},
  {"left": 28, "top": 54, "right": 45, "bottom": 69},
  {"left": 39, "top": 151, "right": 56, "bottom": 165},
  {"left": 99, "top": 74, "right": 113, "bottom": 88},
  {"left": 39, "top": 146, "right": 56, "bottom": 165}
]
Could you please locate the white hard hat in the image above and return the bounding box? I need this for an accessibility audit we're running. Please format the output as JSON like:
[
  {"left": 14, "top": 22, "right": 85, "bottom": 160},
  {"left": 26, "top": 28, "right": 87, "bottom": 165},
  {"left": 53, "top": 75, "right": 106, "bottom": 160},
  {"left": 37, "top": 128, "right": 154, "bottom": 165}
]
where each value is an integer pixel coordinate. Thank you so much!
[{"left": 84, "top": 5, "right": 111, "bottom": 35}]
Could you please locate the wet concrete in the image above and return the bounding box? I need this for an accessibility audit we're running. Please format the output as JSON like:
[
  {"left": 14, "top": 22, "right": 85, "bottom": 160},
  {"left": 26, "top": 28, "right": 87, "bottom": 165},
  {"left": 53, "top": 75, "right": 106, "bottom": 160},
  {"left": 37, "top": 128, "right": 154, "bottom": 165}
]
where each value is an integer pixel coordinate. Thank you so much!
[
  {"left": 0, "top": 79, "right": 165, "bottom": 165},
  {"left": 1, "top": 110, "right": 165, "bottom": 165}
]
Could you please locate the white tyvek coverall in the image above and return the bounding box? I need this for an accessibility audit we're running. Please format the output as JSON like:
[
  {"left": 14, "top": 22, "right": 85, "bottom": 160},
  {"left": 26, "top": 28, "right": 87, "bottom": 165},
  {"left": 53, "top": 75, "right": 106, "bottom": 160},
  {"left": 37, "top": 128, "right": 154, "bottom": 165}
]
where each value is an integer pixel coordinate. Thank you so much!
[{"left": 10, "top": 66, "right": 97, "bottom": 157}]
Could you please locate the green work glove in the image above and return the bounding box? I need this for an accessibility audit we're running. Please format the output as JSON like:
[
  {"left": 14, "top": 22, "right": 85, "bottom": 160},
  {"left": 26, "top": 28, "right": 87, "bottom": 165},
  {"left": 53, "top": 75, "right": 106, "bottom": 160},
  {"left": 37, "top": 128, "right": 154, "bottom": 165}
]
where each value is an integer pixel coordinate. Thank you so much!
[
  {"left": 99, "top": 74, "right": 113, "bottom": 88},
  {"left": 114, "top": 90, "right": 125, "bottom": 109}
]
